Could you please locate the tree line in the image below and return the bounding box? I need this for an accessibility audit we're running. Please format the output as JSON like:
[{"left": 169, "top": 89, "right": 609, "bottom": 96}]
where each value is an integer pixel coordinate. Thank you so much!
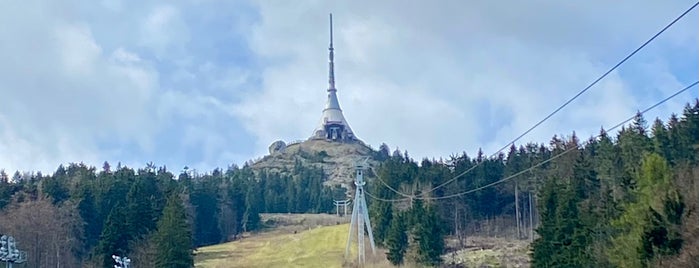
[
  {"left": 368, "top": 100, "right": 699, "bottom": 267},
  {"left": 0, "top": 159, "right": 342, "bottom": 267},
  {"left": 0, "top": 100, "right": 696, "bottom": 267}
]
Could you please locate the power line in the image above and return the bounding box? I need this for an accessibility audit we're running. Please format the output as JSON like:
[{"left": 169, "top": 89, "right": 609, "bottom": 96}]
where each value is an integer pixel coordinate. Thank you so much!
[
  {"left": 343, "top": 163, "right": 413, "bottom": 201},
  {"left": 416, "top": 81, "right": 698, "bottom": 201},
  {"left": 368, "top": 166, "right": 415, "bottom": 199},
  {"left": 418, "top": 1, "right": 699, "bottom": 197},
  {"left": 364, "top": 190, "right": 410, "bottom": 202}
]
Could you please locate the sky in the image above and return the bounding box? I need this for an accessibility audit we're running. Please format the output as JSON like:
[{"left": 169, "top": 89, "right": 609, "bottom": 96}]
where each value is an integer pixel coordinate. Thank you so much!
[{"left": 0, "top": 0, "right": 697, "bottom": 174}]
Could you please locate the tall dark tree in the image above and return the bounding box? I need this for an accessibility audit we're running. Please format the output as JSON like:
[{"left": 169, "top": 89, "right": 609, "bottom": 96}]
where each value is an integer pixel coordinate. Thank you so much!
[
  {"left": 0, "top": 171, "right": 14, "bottom": 209},
  {"left": 41, "top": 166, "right": 70, "bottom": 204},
  {"left": 154, "top": 193, "right": 194, "bottom": 268},
  {"left": 377, "top": 143, "right": 391, "bottom": 161},
  {"left": 95, "top": 204, "right": 130, "bottom": 267},
  {"left": 125, "top": 172, "right": 162, "bottom": 242},
  {"left": 190, "top": 177, "right": 221, "bottom": 246},
  {"left": 385, "top": 211, "right": 408, "bottom": 266},
  {"left": 652, "top": 118, "right": 672, "bottom": 163},
  {"left": 243, "top": 180, "right": 262, "bottom": 232},
  {"left": 531, "top": 179, "right": 560, "bottom": 267},
  {"left": 554, "top": 185, "right": 593, "bottom": 268},
  {"left": 412, "top": 204, "right": 444, "bottom": 266},
  {"left": 76, "top": 185, "right": 101, "bottom": 253},
  {"left": 371, "top": 202, "right": 393, "bottom": 246}
]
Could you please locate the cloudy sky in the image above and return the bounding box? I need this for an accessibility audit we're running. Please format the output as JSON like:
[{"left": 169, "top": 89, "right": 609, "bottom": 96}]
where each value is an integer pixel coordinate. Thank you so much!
[{"left": 0, "top": 1, "right": 697, "bottom": 174}]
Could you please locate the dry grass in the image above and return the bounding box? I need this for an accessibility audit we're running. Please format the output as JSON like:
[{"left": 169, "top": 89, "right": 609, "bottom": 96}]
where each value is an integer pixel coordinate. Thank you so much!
[
  {"left": 195, "top": 213, "right": 390, "bottom": 268},
  {"left": 195, "top": 223, "right": 395, "bottom": 268},
  {"left": 194, "top": 213, "right": 531, "bottom": 268},
  {"left": 195, "top": 224, "right": 343, "bottom": 268},
  {"left": 443, "top": 236, "right": 531, "bottom": 268}
]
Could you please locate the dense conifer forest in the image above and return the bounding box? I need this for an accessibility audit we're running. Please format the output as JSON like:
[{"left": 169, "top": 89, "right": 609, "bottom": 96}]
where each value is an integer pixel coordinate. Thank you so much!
[
  {"left": 0, "top": 100, "right": 697, "bottom": 267},
  {"left": 368, "top": 100, "right": 699, "bottom": 267},
  {"left": 0, "top": 160, "right": 342, "bottom": 267}
]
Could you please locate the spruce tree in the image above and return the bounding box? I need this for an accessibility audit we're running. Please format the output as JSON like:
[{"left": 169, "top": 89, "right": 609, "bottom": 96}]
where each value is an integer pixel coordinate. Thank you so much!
[
  {"left": 609, "top": 153, "right": 681, "bottom": 267},
  {"left": 555, "top": 186, "right": 592, "bottom": 268},
  {"left": 77, "top": 186, "right": 102, "bottom": 253},
  {"left": 412, "top": 204, "right": 444, "bottom": 266},
  {"left": 651, "top": 118, "right": 672, "bottom": 163},
  {"left": 531, "top": 179, "right": 559, "bottom": 267},
  {"left": 125, "top": 175, "right": 161, "bottom": 242},
  {"left": 385, "top": 211, "right": 408, "bottom": 265},
  {"left": 95, "top": 204, "right": 130, "bottom": 267},
  {"left": 154, "top": 193, "right": 194, "bottom": 268},
  {"left": 371, "top": 202, "right": 393, "bottom": 245},
  {"left": 243, "top": 181, "right": 262, "bottom": 231}
]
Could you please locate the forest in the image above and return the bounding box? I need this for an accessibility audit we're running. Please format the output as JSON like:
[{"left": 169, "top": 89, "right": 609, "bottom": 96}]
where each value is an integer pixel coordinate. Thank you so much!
[
  {"left": 0, "top": 159, "right": 342, "bottom": 267},
  {"left": 369, "top": 100, "right": 699, "bottom": 267},
  {"left": 0, "top": 100, "right": 696, "bottom": 267}
]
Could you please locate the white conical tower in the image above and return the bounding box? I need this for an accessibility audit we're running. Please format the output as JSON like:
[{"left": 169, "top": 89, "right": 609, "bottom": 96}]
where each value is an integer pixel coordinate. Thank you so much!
[{"left": 311, "top": 14, "right": 357, "bottom": 142}]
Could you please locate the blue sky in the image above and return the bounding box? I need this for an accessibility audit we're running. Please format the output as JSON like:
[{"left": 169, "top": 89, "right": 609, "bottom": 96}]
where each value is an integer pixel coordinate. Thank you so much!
[{"left": 0, "top": 0, "right": 697, "bottom": 174}]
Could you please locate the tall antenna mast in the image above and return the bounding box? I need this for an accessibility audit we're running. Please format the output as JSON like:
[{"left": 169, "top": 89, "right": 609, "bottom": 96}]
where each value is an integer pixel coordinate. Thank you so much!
[
  {"left": 345, "top": 159, "right": 376, "bottom": 265},
  {"left": 328, "top": 13, "right": 336, "bottom": 92}
]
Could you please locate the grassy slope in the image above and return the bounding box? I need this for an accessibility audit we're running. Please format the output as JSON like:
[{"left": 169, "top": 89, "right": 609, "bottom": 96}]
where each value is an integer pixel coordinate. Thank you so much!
[
  {"left": 195, "top": 213, "right": 530, "bottom": 267},
  {"left": 195, "top": 224, "right": 354, "bottom": 268}
]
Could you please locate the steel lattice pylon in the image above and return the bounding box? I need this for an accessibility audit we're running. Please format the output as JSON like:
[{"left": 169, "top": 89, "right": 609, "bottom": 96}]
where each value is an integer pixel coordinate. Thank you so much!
[{"left": 345, "top": 160, "right": 376, "bottom": 265}]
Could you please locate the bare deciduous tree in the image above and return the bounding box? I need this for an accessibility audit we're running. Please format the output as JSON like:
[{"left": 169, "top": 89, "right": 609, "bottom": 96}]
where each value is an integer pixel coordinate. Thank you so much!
[{"left": 0, "top": 197, "right": 82, "bottom": 268}]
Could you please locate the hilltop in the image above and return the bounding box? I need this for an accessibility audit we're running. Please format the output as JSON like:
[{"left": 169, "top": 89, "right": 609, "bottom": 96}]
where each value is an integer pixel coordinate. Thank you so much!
[{"left": 252, "top": 139, "right": 379, "bottom": 188}]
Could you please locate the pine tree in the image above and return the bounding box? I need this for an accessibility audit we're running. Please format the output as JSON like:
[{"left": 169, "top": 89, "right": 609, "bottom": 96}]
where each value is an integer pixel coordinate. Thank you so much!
[
  {"left": 0, "top": 170, "right": 14, "bottom": 210},
  {"left": 42, "top": 166, "right": 70, "bottom": 204},
  {"left": 76, "top": 186, "right": 101, "bottom": 253},
  {"left": 677, "top": 102, "right": 699, "bottom": 163},
  {"left": 125, "top": 174, "right": 161, "bottom": 242},
  {"left": 555, "top": 185, "right": 592, "bottom": 268},
  {"left": 412, "top": 204, "right": 444, "bottom": 266},
  {"left": 385, "top": 211, "right": 408, "bottom": 266},
  {"left": 190, "top": 177, "right": 221, "bottom": 246},
  {"left": 377, "top": 143, "right": 391, "bottom": 161},
  {"left": 617, "top": 114, "right": 653, "bottom": 193},
  {"left": 609, "top": 153, "right": 682, "bottom": 267},
  {"left": 154, "top": 193, "right": 194, "bottom": 268},
  {"left": 652, "top": 118, "right": 672, "bottom": 164},
  {"left": 531, "top": 178, "right": 560, "bottom": 267},
  {"left": 95, "top": 204, "right": 130, "bottom": 267},
  {"left": 371, "top": 202, "right": 393, "bottom": 245},
  {"left": 243, "top": 181, "right": 262, "bottom": 232}
]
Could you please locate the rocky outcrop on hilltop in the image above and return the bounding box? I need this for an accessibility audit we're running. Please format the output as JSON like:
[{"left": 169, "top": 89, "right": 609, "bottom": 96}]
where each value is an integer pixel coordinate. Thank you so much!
[{"left": 252, "top": 140, "right": 379, "bottom": 188}]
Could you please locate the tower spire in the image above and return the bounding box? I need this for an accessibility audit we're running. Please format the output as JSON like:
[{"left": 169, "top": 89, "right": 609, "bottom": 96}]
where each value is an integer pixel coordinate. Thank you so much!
[
  {"left": 328, "top": 13, "right": 336, "bottom": 92},
  {"left": 310, "top": 14, "right": 358, "bottom": 142}
]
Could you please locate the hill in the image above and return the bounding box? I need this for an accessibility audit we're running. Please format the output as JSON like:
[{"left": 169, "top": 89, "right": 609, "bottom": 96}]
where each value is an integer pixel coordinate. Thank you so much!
[{"left": 252, "top": 139, "right": 379, "bottom": 187}]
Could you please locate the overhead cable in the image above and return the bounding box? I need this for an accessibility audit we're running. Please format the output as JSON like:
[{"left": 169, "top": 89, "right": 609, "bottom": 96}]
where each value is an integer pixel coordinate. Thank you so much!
[
  {"left": 417, "top": 81, "right": 698, "bottom": 201},
  {"left": 418, "top": 1, "right": 699, "bottom": 196}
]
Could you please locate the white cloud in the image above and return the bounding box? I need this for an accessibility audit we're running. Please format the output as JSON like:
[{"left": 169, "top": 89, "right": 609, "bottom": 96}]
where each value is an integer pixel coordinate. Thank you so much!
[
  {"left": 55, "top": 23, "right": 102, "bottom": 76},
  {"left": 0, "top": 2, "right": 161, "bottom": 173},
  {"left": 140, "top": 5, "right": 190, "bottom": 60},
  {"left": 236, "top": 0, "right": 697, "bottom": 161},
  {"left": 0, "top": 0, "right": 696, "bottom": 174},
  {"left": 0, "top": 0, "right": 261, "bottom": 173}
]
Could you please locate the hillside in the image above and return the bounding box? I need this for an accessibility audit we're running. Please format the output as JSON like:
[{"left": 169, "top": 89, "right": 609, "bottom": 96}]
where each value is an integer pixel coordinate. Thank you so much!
[
  {"left": 194, "top": 213, "right": 389, "bottom": 268},
  {"left": 252, "top": 139, "right": 379, "bottom": 187},
  {"left": 194, "top": 213, "right": 531, "bottom": 268}
]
